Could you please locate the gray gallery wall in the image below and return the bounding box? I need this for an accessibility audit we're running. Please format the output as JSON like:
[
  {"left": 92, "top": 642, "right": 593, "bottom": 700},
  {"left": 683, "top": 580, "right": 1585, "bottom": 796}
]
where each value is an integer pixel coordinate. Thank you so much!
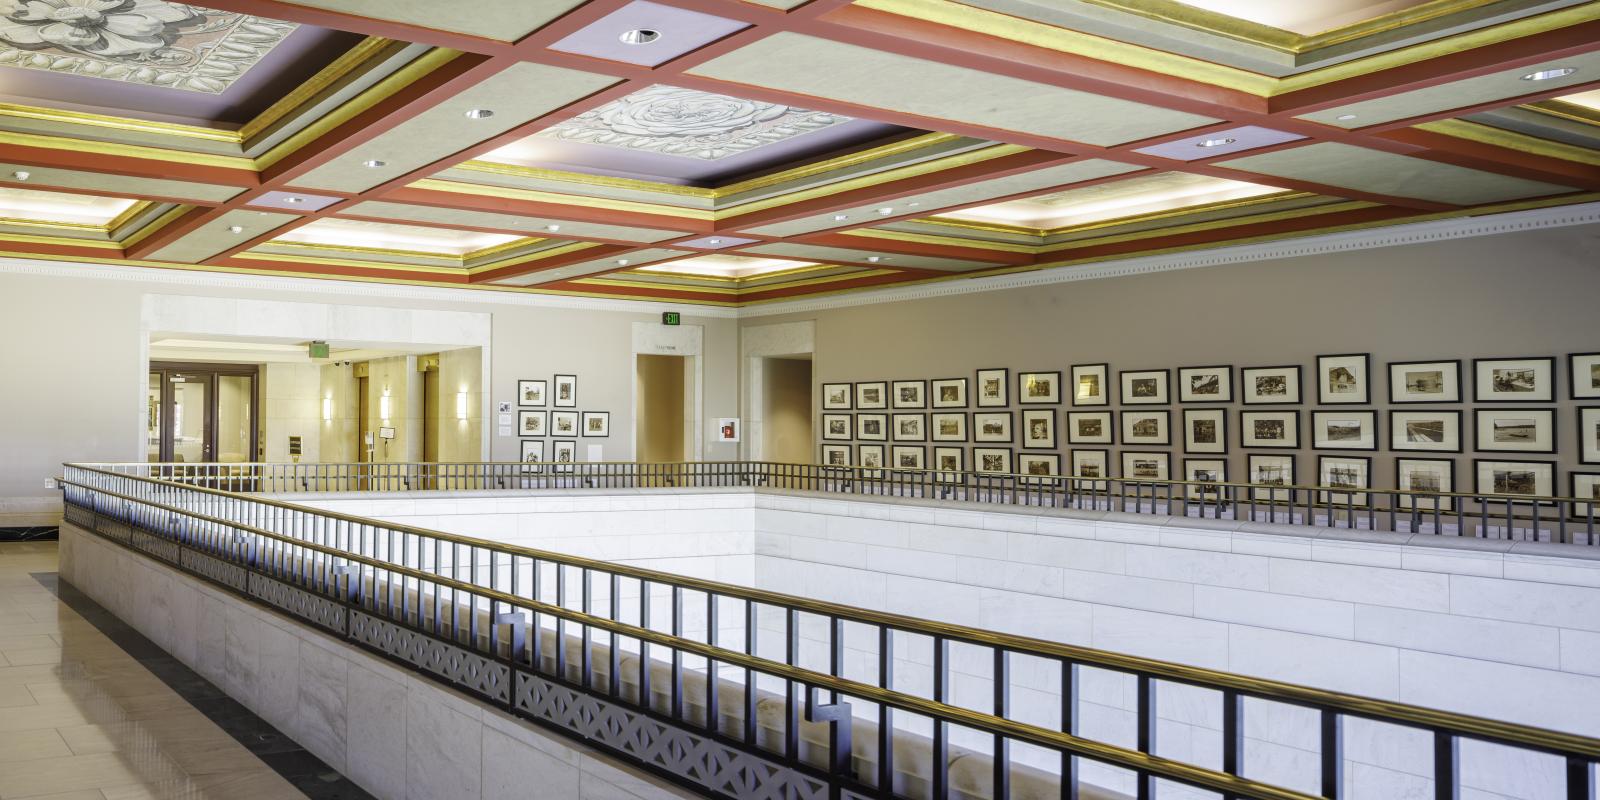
[{"left": 744, "top": 222, "right": 1600, "bottom": 495}]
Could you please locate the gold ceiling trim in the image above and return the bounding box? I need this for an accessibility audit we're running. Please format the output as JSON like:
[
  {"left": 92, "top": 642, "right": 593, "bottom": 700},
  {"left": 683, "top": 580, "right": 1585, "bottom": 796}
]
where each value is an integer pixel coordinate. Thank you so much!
[
  {"left": 240, "top": 36, "right": 395, "bottom": 144},
  {"left": 583, "top": 267, "right": 895, "bottom": 295},
  {"left": 714, "top": 132, "right": 967, "bottom": 199},
  {"left": 454, "top": 162, "right": 719, "bottom": 200},
  {"left": 843, "top": 227, "right": 1042, "bottom": 252},
  {"left": 0, "top": 129, "right": 255, "bottom": 170},
  {"left": 118, "top": 204, "right": 192, "bottom": 248},
  {"left": 259, "top": 240, "right": 481, "bottom": 262},
  {"left": 232, "top": 251, "right": 469, "bottom": 275},
  {"left": 105, "top": 201, "right": 154, "bottom": 232},
  {"left": 579, "top": 277, "right": 741, "bottom": 296},
  {"left": 1036, "top": 200, "right": 1377, "bottom": 252},
  {"left": 1523, "top": 99, "right": 1600, "bottom": 127},
  {"left": 904, "top": 191, "right": 1313, "bottom": 240},
  {"left": 1414, "top": 118, "right": 1600, "bottom": 165},
  {"left": 466, "top": 241, "right": 598, "bottom": 274},
  {"left": 467, "top": 237, "right": 552, "bottom": 261},
  {"left": 0, "top": 199, "right": 152, "bottom": 235},
  {"left": 625, "top": 262, "right": 848, "bottom": 284},
  {"left": 409, "top": 178, "right": 715, "bottom": 220},
  {"left": 0, "top": 232, "right": 122, "bottom": 249}
]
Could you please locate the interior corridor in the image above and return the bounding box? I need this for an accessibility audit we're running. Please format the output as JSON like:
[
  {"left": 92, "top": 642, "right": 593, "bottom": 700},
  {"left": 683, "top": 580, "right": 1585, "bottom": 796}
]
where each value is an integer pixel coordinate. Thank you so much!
[{"left": 0, "top": 542, "right": 363, "bottom": 800}]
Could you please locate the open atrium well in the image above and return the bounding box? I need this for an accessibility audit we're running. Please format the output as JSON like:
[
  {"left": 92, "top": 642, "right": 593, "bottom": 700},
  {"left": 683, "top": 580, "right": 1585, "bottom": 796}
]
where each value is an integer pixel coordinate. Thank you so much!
[{"left": 1, "top": 1, "right": 1600, "bottom": 799}]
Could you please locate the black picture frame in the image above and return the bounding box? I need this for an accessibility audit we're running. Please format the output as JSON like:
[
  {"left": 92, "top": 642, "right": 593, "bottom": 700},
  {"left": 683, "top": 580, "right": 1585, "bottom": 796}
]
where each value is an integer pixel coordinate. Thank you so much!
[
  {"left": 580, "top": 411, "right": 610, "bottom": 438},
  {"left": 973, "top": 447, "right": 1014, "bottom": 474},
  {"left": 1388, "top": 359, "right": 1461, "bottom": 404},
  {"left": 517, "top": 410, "right": 547, "bottom": 437},
  {"left": 1071, "top": 363, "right": 1109, "bottom": 407},
  {"left": 1021, "top": 408, "right": 1057, "bottom": 450},
  {"left": 550, "top": 439, "right": 578, "bottom": 470},
  {"left": 857, "top": 413, "right": 888, "bottom": 441},
  {"left": 1395, "top": 457, "right": 1457, "bottom": 511},
  {"left": 891, "top": 413, "right": 927, "bottom": 442},
  {"left": 1388, "top": 409, "right": 1462, "bottom": 453},
  {"left": 1317, "top": 353, "right": 1371, "bottom": 405},
  {"left": 1571, "top": 353, "right": 1600, "bottom": 400},
  {"left": 1473, "top": 458, "right": 1556, "bottom": 500},
  {"left": 1247, "top": 454, "right": 1295, "bottom": 501},
  {"left": 553, "top": 374, "right": 577, "bottom": 408},
  {"left": 1019, "top": 452, "right": 1062, "bottom": 482},
  {"left": 1474, "top": 408, "right": 1556, "bottom": 454},
  {"left": 1120, "top": 409, "right": 1171, "bottom": 446},
  {"left": 892, "top": 445, "right": 926, "bottom": 471},
  {"left": 931, "top": 412, "right": 967, "bottom": 442},
  {"left": 1069, "top": 449, "right": 1110, "bottom": 481},
  {"left": 1240, "top": 410, "right": 1300, "bottom": 449},
  {"left": 976, "top": 368, "right": 1009, "bottom": 408},
  {"left": 973, "top": 411, "right": 1014, "bottom": 443},
  {"left": 892, "top": 380, "right": 928, "bottom": 409},
  {"left": 1177, "top": 365, "right": 1233, "bottom": 404},
  {"left": 1018, "top": 371, "right": 1062, "bottom": 405},
  {"left": 858, "top": 444, "right": 886, "bottom": 474},
  {"left": 931, "top": 378, "right": 969, "bottom": 408},
  {"left": 1067, "top": 411, "right": 1114, "bottom": 445},
  {"left": 933, "top": 446, "right": 964, "bottom": 476},
  {"left": 1317, "top": 455, "right": 1372, "bottom": 505},
  {"left": 820, "top": 443, "right": 852, "bottom": 467},
  {"left": 519, "top": 439, "right": 545, "bottom": 468},
  {"left": 1311, "top": 409, "right": 1378, "bottom": 451},
  {"left": 1571, "top": 472, "right": 1600, "bottom": 515},
  {"left": 821, "top": 413, "right": 852, "bottom": 441},
  {"left": 1183, "top": 458, "right": 1228, "bottom": 501},
  {"left": 855, "top": 381, "right": 888, "bottom": 410},
  {"left": 1119, "top": 368, "right": 1169, "bottom": 405},
  {"left": 1241, "top": 365, "right": 1302, "bottom": 405},
  {"left": 1577, "top": 407, "right": 1600, "bottom": 464},
  {"left": 1121, "top": 451, "right": 1171, "bottom": 481},
  {"left": 550, "top": 411, "right": 579, "bottom": 437},
  {"left": 517, "top": 379, "right": 547, "bottom": 408},
  {"left": 1183, "top": 408, "right": 1228, "bottom": 454},
  {"left": 1473, "top": 357, "right": 1556, "bottom": 403},
  {"left": 822, "top": 383, "right": 852, "bottom": 410}
]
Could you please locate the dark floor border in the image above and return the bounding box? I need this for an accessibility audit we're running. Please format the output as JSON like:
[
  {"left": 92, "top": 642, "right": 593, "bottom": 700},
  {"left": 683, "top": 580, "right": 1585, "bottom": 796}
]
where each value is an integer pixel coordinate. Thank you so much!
[
  {"left": 2, "top": 526, "right": 58, "bottom": 541},
  {"left": 31, "top": 571, "right": 375, "bottom": 800}
]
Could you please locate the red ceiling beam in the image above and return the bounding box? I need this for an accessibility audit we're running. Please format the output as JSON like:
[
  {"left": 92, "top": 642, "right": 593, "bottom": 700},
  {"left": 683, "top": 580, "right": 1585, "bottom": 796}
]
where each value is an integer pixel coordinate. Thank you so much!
[
  {"left": 210, "top": 254, "right": 472, "bottom": 284},
  {"left": 382, "top": 186, "right": 710, "bottom": 234},
  {"left": 468, "top": 243, "right": 639, "bottom": 284},
  {"left": 1375, "top": 127, "right": 1600, "bottom": 190},
  {"left": 172, "top": 0, "right": 514, "bottom": 55},
  {"left": 0, "top": 142, "right": 257, "bottom": 188},
  {"left": 793, "top": 232, "right": 1035, "bottom": 265}
]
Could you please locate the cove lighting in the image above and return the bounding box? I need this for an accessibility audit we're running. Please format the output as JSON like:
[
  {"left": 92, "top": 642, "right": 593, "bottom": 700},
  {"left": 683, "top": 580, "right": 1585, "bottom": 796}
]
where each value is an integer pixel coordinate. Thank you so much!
[
  {"left": 455, "top": 391, "right": 468, "bottom": 420},
  {"left": 1521, "top": 68, "right": 1575, "bottom": 81},
  {"left": 619, "top": 29, "right": 660, "bottom": 45}
]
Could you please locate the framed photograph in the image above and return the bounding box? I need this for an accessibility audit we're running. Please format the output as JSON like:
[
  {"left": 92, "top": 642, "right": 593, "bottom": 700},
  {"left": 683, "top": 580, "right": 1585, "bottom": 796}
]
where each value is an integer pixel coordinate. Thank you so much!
[
  {"left": 892, "top": 445, "right": 926, "bottom": 471},
  {"left": 1071, "top": 364, "right": 1109, "bottom": 407},
  {"left": 1070, "top": 449, "right": 1110, "bottom": 479},
  {"left": 821, "top": 444, "right": 851, "bottom": 467},
  {"left": 1572, "top": 472, "right": 1600, "bottom": 516},
  {"left": 1475, "top": 408, "right": 1555, "bottom": 453},
  {"left": 931, "top": 378, "right": 968, "bottom": 408},
  {"left": 1388, "top": 410, "right": 1462, "bottom": 453},
  {"left": 1183, "top": 408, "right": 1227, "bottom": 454},
  {"left": 716, "top": 418, "right": 740, "bottom": 443},
  {"left": 857, "top": 413, "right": 887, "bottom": 442},
  {"left": 1067, "top": 411, "right": 1114, "bottom": 445},
  {"left": 1241, "top": 410, "right": 1299, "bottom": 449},
  {"left": 1121, "top": 409, "right": 1171, "bottom": 446},
  {"left": 1019, "top": 452, "right": 1062, "bottom": 482},
  {"left": 1022, "top": 409, "right": 1057, "bottom": 449},
  {"left": 974, "top": 412, "right": 1014, "bottom": 443},
  {"left": 551, "top": 439, "right": 578, "bottom": 470},
  {"left": 550, "top": 411, "right": 579, "bottom": 437},
  {"left": 892, "top": 413, "right": 926, "bottom": 442},
  {"left": 1241, "top": 365, "right": 1302, "bottom": 405},
  {"left": 1572, "top": 353, "right": 1600, "bottom": 400},
  {"left": 822, "top": 383, "right": 852, "bottom": 410},
  {"left": 1184, "top": 459, "right": 1228, "bottom": 501},
  {"left": 1248, "top": 454, "right": 1295, "bottom": 501},
  {"left": 1121, "top": 451, "right": 1170, "bottom": 481},
  {"left": 517, "top": 379, "right": 547, "bottom": 407},
  {"left": 1396, "top": 458, "right": 1456, "bottom": 510},
  {"left": 931, "top": 412, "right": 967, "bottom": 442},
  {"left": 517, "top": 410, "right": 547, "bottom": 437},
  {"left": 582, "top": 411, "right": 610, "bottom": 438},
  {"left": 1019, "top": 371, "right": 1062, "bottom": 405},
  {"left": 933, "top": 446, "right": 964, "bottom": 476},
  {"left": 1578, "top": 407, "right": 1600, "bottom": 464},
  {"left": 1389, "top": 360, "right": 1461, "bottom": 404},
  {"left": 1475, "top": 459, "right": 1555, "bottom": 499},
  {"left": 822, "top": 413, "right": 852, "bottom": 441},
  {"left": 553, "top": 374, "right": 577, "bottom": 408},
  {"left": 1120, "top": 369, "right": 1169, "bottom": 405},
  {"left": 1178, "top": 365, "right": 1233, "bottom": 404},
  {"left": 976, "top": 368, "right": 1009, "bottom": 408},
  {"left": 858, "top": 444, "right": 886, "bottom": 474},
  {"left": 892, "top": 380, "right": 927, "bottom": 409},
  {"left": 1474, "top": 357, "right": 1555, "bottom": 403},
  {"left": 519, "top": 439, "right": 545, "bottom": 467},
  {"left": 1316, "top": 354, "right": 1371, "bottom": 405},
  {"left": 974, "top": 447, "right": 1013, "bottom": 474},
  {"left": 856, "top": 381, "right": 887, "bottom": 410},
  {"left": 1318, "top": 456, "right": 1370, "bottom": 505},
  {"left": 1312, "top": 410, "right": 1378, "bottom": 451}
]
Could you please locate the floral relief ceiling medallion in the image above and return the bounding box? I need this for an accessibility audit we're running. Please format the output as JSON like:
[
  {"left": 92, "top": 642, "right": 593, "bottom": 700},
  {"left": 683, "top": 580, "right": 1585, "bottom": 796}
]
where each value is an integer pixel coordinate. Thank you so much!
[
  {"left": 0, "top": 1, "right": 297, "bottom": 93},
  {"left": 537, "top": 84, "right": 853, "bottom": 161}
]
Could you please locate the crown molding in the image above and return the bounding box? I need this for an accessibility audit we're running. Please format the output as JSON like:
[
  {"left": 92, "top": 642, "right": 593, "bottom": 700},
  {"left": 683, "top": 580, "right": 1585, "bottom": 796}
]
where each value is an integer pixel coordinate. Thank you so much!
[
  {"left": 0, "top": 257, "right": 741, "bottom": 319},
  {"left": 738, "top": 202, "right": 1600, "bottom": 317}
]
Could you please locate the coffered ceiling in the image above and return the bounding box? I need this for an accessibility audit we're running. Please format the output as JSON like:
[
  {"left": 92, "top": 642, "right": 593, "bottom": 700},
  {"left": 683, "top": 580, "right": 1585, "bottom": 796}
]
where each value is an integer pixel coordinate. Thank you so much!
[{"left": 0, "top": 0, "right": 1596, "bottom": 305}]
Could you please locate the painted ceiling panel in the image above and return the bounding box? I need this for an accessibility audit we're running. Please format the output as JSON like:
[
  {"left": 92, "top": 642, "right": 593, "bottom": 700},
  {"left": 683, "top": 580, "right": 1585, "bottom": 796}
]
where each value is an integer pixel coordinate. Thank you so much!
[
  {"left": 0, "top": 162, "right": 242, "bottom": 203},
  {"left": 344, "top": 201, "right": 686, "bottom": 245},
  {"left": 1219, "top": 142, "right": 1576, "bottom": 205},
  {"left": 266, "top": 0, "right": 587, "bottom": 41},
  {"left": 1299, "top": 50, "right": 1600, "bottom": 128},
  {"left": 940, "top": 173, "right": 1285, "bottom": 229},
  {"left": 742, "top": 241, "right": 992, "bottom": 272},
  {"left": 489, "top": 247, "right": 688, "bottom": 286},
  {"left": 687, "top": 33, "right": 1220, "bottom": 146},
  {"left": 145, "top": 209, "right": 298, "bottom": 263}
]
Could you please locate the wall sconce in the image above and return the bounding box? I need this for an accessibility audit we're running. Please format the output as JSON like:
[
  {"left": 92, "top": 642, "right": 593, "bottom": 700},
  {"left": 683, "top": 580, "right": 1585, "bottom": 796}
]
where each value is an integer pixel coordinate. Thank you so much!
[
  {"left": 380, "top": 387, "right": 391, "bottom": 421},
  {"left": 322, "top": 396, "right": 333, "bottom": 422},
  {"left": 455, "top": 390, "right": 468, "bottom": 420}
]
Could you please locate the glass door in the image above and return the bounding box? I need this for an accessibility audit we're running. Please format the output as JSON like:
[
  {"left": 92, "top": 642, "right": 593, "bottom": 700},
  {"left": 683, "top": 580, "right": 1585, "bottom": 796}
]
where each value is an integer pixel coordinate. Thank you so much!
[{"left": 149, "top": 363, "right": 258, "bottom": 465}]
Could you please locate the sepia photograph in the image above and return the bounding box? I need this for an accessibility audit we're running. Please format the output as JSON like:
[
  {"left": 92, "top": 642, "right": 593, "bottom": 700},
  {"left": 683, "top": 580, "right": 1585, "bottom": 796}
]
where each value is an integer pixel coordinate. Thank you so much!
[
  {"left": 1121, "top": 451, "right": 1169, "bottom": 481},
  {"left": 1185, "top": 459, "right": 1227, "bottom": 500},
  {"left": 1249, "top": 454, "right": 1295, "bottom": 502},
  {"left": 1120, "top": 369, "right": 1169, "bottom": 405},
  {"left": 932, "top": 378, "right": 968, "bottom": 408},
  {"left": 934, "top": 446, "right": 963, "bottom": 478},
  {"left": 977, "top": 368, "right": 1009, "bottom": 407},
  {"left": 1242, "top": 411, "right": 1299, "bottom": 449},
  {"left": 1318, "top": 456, "right": 1370, "bottom": 504},
  {"left": 1023, "top": 409, "right": 1056, "bottom": 449},
  {"left": 1313, "top": 410, "right": 1377, "bottom": 450},
  {"left": 1389, "top": 359, "right": 1461, "bottom": 403},
  {"left": 893, "top": 445, "right": 925, "bottom": 470},
  {"left": 932, "top": 412, "right": 967, "bottom": 442},
  {"left": 975, "top": 447, "right": 1012, "bottom": 474},
  {"left": 892, "top": 380, "right": 927, "bottom": 409},
  {"left": 1020, "top": 453, "right": 1061, "bottom": 482},
  {"left": 856, "top": 381, "right": 888, "bottom": 410},
  {"left": 553, "top": 375, "right": 577, "bottom": 408},
  {"left": 1242, "top": 366, "right": 1302, "bottom": 405},
  {"left": 519, "top": 439, "right": 545, "bottom": 468},
  {"left": 1072, "top": 364, "right": 1109, "bottom": 406},
  {"left": 518, "top": 410, "right": 546, "bottom": 436},
  {"left": 1397, "top": 458, "right": 1455, "bottom": 510},
  {"left": 551, "top": 440, "right": 577, "bottom": 470},
  {"left": 1068, "top": 411, "right": 1113, "bottom": 445},
  {"left": 1474, "top": 357, "right": 1554, "bottom": 402},
  {"left": 1475, "top": 408, "right": 1554, "bottom": 453},
  {"left": 1122, "top": 410, "right": 1170, "bottom": 445},
  {"left": 1581, "top": 407, "right": 1600, "bottom": 464},
  {"left": 822, "top": 414, "right": 852, "bottom": 441},
  {"left": 1408, "top": 420, "right": 1446, "bottom": 442},
  {"left": 518, "top": 379, "right": 547, "bottom": 408},
  {"left": 581, "top": 411, "right": 609, "bottom": 437},
  {"left": 552, "top": 411, "right": 578, "bottom": 435},
  {"left": 1318, "top": 354, "right": 1370, "bottom": 404},
  {"left": 974, "top": 412, "right": 1013, "bottom": 442},
  {"left": 893, "top": 413, "right": 926, "bottom": 442},
  {"left": 1573, "top": 353, "right": 1600, "bottom": 400},
  {"left": 1475, "top": 459, "right": 1553, "bottom": 499},
  {"left": 1178, "top": 365, "right": 1233, "bottom": 403},
  {"left": 822, "top": 383, "right": 852, "bottom": 410},
  {"left": 1072, "top": 449, "right": 1109, "bottom": 481},
  {"left": 821, "top": 444, "right": 851, "bottom": 467},
  {"left": 1389, "top": 410, "right": 1461, "bottom": 452},
  {"left": 859, "top": 445, "right": 885, "bottom": 471},
  {"left": 1019, "top": 371, "right": 1062, "bottom": 404},
  {"left": 1183, "top": 408, "right": 1227, "bottom": 454},
  {"left": 1572, "top": 472, "right": 1600, "bottom": 516},
  {"left": 858, "top": 413, "right": 887, "bottom": 441}
]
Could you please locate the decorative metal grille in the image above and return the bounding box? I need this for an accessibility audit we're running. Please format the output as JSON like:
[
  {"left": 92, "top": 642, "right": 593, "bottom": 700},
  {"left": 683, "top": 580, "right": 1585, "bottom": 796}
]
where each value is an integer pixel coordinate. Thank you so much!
[
  {"left": 349, "top": 610, "right": 509, "bottom": 703},
  {"left": 181, "top": 549, "right": 249, "bottom": 592},
  {"left": 246, "top": 574, "right": 347, "bottom": 633},
  {"left": 129, "top": 529, "right": 180, "bottom": 564}
]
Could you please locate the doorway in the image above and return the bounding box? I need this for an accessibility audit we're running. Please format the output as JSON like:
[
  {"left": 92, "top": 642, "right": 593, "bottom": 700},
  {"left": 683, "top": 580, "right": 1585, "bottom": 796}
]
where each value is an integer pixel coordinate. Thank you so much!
[
  {"left": 761, "top": 356, "right": 813, "bottom": 464},
  {"left": 147, "top": 362, "right": 258, "bottom": 464},
  {"left": 636, "top": 354, "right": 687, "bottom": 463}
]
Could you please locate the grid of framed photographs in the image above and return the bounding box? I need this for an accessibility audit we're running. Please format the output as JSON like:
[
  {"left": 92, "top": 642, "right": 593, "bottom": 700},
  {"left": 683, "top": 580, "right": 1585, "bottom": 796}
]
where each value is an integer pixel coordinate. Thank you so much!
[
  {"left": 517, "top": 374, "right": 609, "bottom": 470},
  {"left": 817, "top": 353, "right": 1594, "bottom": 501}
]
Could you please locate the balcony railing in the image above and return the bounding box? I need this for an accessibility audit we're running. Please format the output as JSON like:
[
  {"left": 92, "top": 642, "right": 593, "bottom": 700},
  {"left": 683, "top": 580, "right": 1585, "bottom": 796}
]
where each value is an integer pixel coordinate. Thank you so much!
[
  {"left": 58, "top": 463, "right": 1600, "bottom": 800},
  {"left": 78, "top": 460, "right": 1600, "bottom": 546}
]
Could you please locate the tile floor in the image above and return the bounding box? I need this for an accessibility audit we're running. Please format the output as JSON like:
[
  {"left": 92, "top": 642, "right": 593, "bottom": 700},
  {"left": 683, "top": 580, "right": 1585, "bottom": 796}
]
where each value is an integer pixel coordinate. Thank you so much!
[{"left": 0, "top": 542, "right": 369, "bottom": 800}]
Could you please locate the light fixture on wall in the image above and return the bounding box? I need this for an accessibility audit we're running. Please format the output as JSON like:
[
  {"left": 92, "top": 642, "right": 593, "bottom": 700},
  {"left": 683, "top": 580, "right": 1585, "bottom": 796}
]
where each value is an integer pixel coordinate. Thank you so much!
[
  {"left": 322, "top": 395, "right": 333, "bottom": 422},
  {"left": 380, "top": 387, "right": 392, "bottom": 421},
  {"left": 456, "top": 390, "right": 468, "bottom": 420}
]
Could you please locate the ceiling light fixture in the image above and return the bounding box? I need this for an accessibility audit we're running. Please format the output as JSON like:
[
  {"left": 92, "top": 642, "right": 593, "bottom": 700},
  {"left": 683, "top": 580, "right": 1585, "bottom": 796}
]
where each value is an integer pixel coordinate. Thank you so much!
[
  {"left": 1336, "top": 114, "right": 1358, "bottom": 121},
  {"left": 618, "top": 29, "right": 661, "bottom": 45},
  {"left": 228, "top": 225, "right": 244, "bottom": 234},
  {"left": 464, "top": 108, "right": 495, "bottom": 119},
  {"left": 865, "top": 256, "right": 882, "bottom": 263},
  {"left": 708, "top": 238, "right": 722, "bottom": 245},
  {"left": 545, "top": 224, "right": 561, "bottom": 232},
  {"left": 284, "top": 196, "right": 304, "bottom": 204},
  {"left": 362, "top": 160, "right": 387, "bottom": 168},
  {"left": 1521, "top": 67, "right": 1575, "bottom": 81},
  {"left": 11, "top": 170, "right": 29, "bottom": 181},
  {"left": 876, "top": 207, "right": 894, "bottom": 215},
  {"left": 1196, "top": 138, "right": 1237, "bottom": 148},
  {"left": 616, "top": 258, "right": 630, "bottom": 266}
]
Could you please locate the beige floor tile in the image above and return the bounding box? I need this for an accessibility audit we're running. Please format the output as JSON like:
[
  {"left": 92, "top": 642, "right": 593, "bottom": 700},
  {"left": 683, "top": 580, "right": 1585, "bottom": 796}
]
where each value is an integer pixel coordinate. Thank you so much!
[
  {"left": 0, "top": 730, "right": 74, "bottom": 763},
  {"left": 10, "top": 790, "right": 105, "bottom": 800},
  {"left": 4, "top": 649, "right": 64, "bottom": 668},
  {"left": 0, "top": 752, "right": 145, "bottom": 798},
  {"left": 0, "top": 682, "right": 40, "bottom": 708}
]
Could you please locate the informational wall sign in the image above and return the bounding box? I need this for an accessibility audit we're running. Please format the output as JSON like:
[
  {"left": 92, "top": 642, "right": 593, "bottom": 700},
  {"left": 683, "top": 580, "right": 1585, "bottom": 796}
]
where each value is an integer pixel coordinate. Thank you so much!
[
  {"left": 378, "top": 427, "right": 396, "bottom": 440},
  {"left": 497, "top": 401, "right": 512, "bottom": 413}
]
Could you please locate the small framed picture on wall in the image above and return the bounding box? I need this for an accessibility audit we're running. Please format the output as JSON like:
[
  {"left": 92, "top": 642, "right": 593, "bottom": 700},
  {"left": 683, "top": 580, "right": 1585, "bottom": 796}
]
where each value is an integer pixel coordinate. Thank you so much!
[
  {"left": 976, "top": 368, "right": 1009, "bottom": 407},
  {"left": 822, "top": 414, "right": 852, "bottom": 441},
  {"left": 1317, "top": 354, "right": 1371, "bottom": 405},
  {"left": 1178, "top": 365, "right": 1233, "bottom": 404},
  {"left": 933, "top": 446, "right": 963, "bottom": 476},
  {"left": 856, "top": 381, "right": 888, "bottom": 410},
  {"left": 1183, "top": 408, "right": 1227, "bottom": 454},
  {"left": 822, "top": 383, "right": 852, "bottom": 410},
  {"left": 892, "top": 413, "right": 926, "bottom": 442},
  {"left": 1021, "top": 409, "right": 1056, "bottom": 449},
  {"left": 1475, "top": 459, "right": 1555, "bottom": 500},
  {"left": 1248, "top": 454, "right": 1294, "bottom": 501},
  {"left": 1241, "top": 410, "right": 1299, "bottom": 449},
  {"left": 892, "top": 445, "right": 925, "bottom": 470},
  {"left": 551, "top": 411, "right": 578, "bottom": 436},
  {"left": 931, "top": 412, "right": 967, "bottom": 442},
  {"left": 582, "top": 411, "right": 610, "bottom": 438},
  {"left": 1572, "top": 353, "right": 1600, "bottom": 400},
  {"left": 1121, "top": 409, "right": 1170, "bottom": 447},
  {"left": 1312, "top": 410, "right": 1378, "bottom": 451},
  {"left": 931, "top": 378, "right": 968, "bottom": 408},
  {"left": 1389, "top": 410, "right": 1462, "bottom": 452},
  {"left": 1474, "top": 357, "right": 1555, "bottom": 402},
  {"left": 821, "top": 444, "right": 851, "bottom": 467},
  {"left": 518, "top": 379, "right": 547, "bottom": 407},
  {"left": 1577, "top": 407, "right": 1600, "bottom": 463},
  {"left": 974, "top": 412, "right": 1014, "bottom": 443},
  {"left": 553, "top": 375, "right": 577, "bottom": 408},
  {"left": 1241, "top": 365, "right": 1302, "bottom": 405},
  {"left": 1121, "top": 451, "right": 1170, "bottom": 481},
  {"left": 974, "top": 447, "right": 1013, "bottom": 474},
  {"left": 1396, "top": 458, "right": 1455, "bottom": 510},
  {"left": 1018, "top": 371, "right": 1061, "bottom": 404},
  {"left": 858, "top": 413, "right": 888, "bottom": 441},
  {"left": 1120, "top": 369, "right": 1169, "bottom": 405},
  {"left": 892, "top": 380, "right": 927, "bottom": 409},
  {"left": 1019, "top": 452, "right": 1061, "bottom": 482},
  {"left": 1071, "top": 364, "right": 1109, "bottom": 407},
  {"left": 1474, "top": 408, "right": 1555, "bottom": 454},
  {"left": 1389, "top": 360, "right": 1461, "bottom": 404},
  {"left": 518, "top": 410, "right": 547, "bottom": 436},
  {"left": 1318, "top": 456, "right": 1370, "bottom": 505},
  {"left": 1067, "top": 411, "right": 1114, "bottom": 445}
]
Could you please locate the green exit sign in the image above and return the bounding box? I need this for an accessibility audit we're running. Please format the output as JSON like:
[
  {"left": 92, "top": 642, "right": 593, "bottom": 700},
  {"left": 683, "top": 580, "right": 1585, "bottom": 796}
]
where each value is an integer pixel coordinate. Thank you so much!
[
  {"left": 662, "top": 312, "right": 681, "bottom": 326},
  {"left": 308, "top": 341, "right": 329, "bottom": 359}
]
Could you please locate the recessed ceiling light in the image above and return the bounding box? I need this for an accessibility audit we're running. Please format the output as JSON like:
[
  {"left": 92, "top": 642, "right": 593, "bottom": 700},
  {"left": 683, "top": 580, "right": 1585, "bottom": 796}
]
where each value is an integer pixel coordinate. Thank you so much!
[
  {"left": 1196, "top": 138, "right": 1237, "bottom": 148},
  {"left": 1336, "top": 114, "right": 1358, "bottom": 121},
  {"left": 1521, "top": 67, "right": 1575, "bottom": 81},
  {"left": 876, "top": 207, "right": 894, "bottom": 215},
  {"left": 545, "top": 224, "right": 561, "bottom": 232},
  {"left": 283, "top": 196, "right": 304, "bottom": 204},
  {"left": 464, "top": 108, "right": 495, "bottom": 119},
  {"left": 708, "top": 238, "right": 722, "bottom": 245},
  {"left": 228, "top": 225, "right": 244, "bottom": 234},
  {"left": 866, "top": 256, "right": 882, "bottom": 263},
  {"left": 11, "top": 170, "right": 28, "bottom": 181},
  {"left": 833, "top": 214, "right": 849, "bottom": 221},
  {"left": 616, "top": 259, "right": 630, "bottom": 266},
  {"left": 618, "top": 29, "right": 660, "bottom": 45},
  {"left": 362, "top": 160, "right": 386, "bottom": 168},
  {"left": 908, "top": 202, "right": 920, "bottom": 207}
]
